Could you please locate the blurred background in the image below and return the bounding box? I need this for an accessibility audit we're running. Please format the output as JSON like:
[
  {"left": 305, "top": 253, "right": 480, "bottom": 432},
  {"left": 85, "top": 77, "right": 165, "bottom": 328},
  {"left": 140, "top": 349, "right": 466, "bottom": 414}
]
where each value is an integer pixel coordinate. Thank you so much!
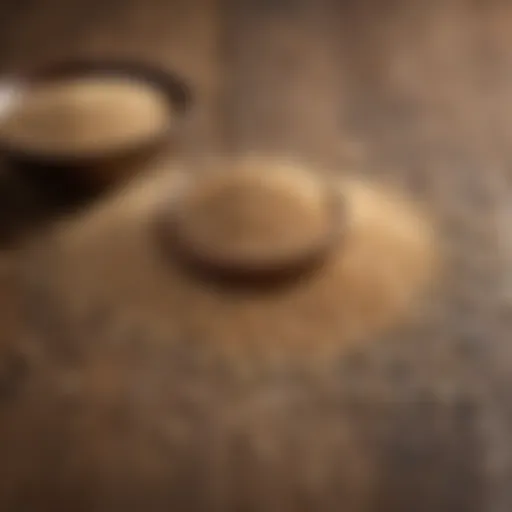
[{"left": 2, "top": 1, "right": 512, "bottom": 511}]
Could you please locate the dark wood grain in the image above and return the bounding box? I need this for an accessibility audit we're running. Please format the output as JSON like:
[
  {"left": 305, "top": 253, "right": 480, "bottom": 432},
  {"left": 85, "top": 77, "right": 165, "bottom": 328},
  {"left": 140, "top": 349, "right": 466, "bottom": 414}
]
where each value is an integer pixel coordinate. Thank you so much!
[
  {"left": 221, "top": 2, "right": 512, "bottom": 510},
  {"left": 3, "top": 0, "right": 512, "bottom": 510}
]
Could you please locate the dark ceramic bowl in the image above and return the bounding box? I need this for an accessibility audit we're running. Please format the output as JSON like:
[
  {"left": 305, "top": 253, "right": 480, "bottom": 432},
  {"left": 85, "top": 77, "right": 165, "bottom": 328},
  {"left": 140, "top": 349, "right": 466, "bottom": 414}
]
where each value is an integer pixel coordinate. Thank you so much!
[{"left": 0, "top": 59, "right": 192, "bottom": 204}]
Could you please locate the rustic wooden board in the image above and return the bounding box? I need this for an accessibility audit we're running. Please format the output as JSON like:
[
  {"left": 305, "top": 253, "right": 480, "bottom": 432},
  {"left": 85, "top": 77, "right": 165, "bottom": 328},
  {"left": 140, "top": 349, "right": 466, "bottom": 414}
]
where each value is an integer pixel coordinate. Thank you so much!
[
  {"left": 3, "top": 0, "right": 512, "bottom": 510},
  {"left": 213, "top": 2, "right": 512, "bottom": 508}
]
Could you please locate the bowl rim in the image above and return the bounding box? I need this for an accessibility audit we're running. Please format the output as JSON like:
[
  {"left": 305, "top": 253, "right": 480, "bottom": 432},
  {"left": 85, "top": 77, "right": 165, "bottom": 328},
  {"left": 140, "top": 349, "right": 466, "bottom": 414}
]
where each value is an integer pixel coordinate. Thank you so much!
[
  {"left": 0, "top": 57, "right": 192, "bottom": 167},
  {"left": 155, "top": 176, "right": 346, "bottom": 286}
]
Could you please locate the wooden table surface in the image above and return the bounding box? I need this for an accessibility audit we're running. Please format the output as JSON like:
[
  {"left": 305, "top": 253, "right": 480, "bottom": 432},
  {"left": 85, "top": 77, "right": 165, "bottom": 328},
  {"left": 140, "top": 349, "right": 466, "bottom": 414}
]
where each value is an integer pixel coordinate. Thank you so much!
[{"left": 3, "top": 0, "right": 512, "bottom": 510}]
